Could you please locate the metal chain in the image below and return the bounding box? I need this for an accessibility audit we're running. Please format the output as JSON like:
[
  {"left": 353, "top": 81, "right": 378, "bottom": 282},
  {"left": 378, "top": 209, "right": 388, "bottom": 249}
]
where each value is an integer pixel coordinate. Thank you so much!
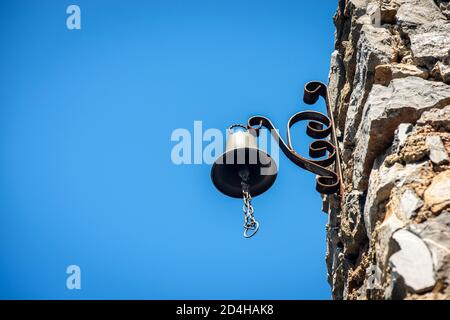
[
  {"left": 228, "top": 124, "right": 248, "bottom": 131},
  {"left": 242, "top": 182, "right": 259, "bottom": 238}
]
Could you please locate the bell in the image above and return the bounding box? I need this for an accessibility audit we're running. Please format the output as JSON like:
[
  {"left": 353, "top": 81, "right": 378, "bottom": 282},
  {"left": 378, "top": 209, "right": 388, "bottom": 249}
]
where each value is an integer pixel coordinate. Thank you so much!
[{"left": 211, "top": 125, "right": 278, "bottom": 198}]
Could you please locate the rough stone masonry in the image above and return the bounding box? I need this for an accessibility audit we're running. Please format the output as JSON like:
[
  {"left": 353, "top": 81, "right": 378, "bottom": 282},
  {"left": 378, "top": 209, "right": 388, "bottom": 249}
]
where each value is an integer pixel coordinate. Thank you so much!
[{"left": 326, "top": 0, "right": 450, "bottom": 299}]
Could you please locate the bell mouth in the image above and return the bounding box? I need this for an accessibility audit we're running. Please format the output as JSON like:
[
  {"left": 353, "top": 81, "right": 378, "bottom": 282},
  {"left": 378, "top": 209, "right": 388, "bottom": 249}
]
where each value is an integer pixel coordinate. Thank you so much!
[{"left": 211, "top": 147, "right": 277, "bottom": 198}]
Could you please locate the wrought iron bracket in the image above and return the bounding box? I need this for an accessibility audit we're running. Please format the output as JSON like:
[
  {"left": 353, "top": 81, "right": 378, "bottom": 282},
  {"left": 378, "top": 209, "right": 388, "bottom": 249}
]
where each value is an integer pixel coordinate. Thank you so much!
[{"left": 246, "top": 81, "right": 343, "bottom": 197}]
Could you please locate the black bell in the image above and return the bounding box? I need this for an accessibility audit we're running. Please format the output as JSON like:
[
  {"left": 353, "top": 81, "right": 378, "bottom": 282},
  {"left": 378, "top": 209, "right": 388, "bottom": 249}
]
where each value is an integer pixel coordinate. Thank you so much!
[{"left": 211, "top": 125, "right": 277, "bottom": 198}]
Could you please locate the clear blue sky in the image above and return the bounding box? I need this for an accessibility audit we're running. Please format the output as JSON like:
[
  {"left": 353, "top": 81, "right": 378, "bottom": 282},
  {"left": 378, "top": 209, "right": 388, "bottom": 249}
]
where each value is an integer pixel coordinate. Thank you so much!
[{"left": 0, "top": 0, "right": 337, "bottom": 299}]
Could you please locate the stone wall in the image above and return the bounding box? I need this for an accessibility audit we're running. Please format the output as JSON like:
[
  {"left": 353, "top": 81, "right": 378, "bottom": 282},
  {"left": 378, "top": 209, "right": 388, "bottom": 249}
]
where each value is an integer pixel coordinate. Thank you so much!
[{"left": 326, "top": 0, "right": 450, "bottom": 299}]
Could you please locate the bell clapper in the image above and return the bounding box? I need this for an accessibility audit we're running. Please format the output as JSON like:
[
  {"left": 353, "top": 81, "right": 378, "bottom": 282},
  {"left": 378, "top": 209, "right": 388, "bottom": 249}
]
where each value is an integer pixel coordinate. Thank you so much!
[{"left": 239, "top": 167, "right": 259, "bottom": 238}]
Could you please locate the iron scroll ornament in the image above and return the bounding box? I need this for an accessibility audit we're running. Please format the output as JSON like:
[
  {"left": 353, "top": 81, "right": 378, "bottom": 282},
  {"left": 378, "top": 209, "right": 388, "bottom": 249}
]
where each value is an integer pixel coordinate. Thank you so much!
[{"left": 247, "top": 81, "right": 343, "bottom": 196}]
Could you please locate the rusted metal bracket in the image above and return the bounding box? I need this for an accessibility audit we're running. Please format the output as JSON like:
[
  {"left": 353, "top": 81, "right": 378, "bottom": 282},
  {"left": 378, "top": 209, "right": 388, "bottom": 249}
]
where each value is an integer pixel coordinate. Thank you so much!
[{"left": 246, "top": 81, "right": 343, "bottom": 197}]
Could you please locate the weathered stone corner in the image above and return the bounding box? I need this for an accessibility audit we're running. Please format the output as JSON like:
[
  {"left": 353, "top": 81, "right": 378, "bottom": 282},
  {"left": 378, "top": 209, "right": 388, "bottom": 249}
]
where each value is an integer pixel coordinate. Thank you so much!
[{"left": 326, "top": 0, "right": 450, "bottom": 300}]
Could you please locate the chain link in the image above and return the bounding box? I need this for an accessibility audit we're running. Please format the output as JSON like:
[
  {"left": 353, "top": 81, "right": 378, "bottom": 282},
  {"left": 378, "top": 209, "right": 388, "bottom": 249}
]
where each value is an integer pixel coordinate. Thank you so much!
[{"left": 242, "top": 184, "right": 259, "bottom": 238}]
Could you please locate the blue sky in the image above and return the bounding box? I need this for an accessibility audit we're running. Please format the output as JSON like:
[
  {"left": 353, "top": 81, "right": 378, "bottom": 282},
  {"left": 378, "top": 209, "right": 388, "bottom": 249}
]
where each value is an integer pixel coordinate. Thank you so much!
[{"left": 0, "top": 0, "right": 337, "bottom": 299}]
